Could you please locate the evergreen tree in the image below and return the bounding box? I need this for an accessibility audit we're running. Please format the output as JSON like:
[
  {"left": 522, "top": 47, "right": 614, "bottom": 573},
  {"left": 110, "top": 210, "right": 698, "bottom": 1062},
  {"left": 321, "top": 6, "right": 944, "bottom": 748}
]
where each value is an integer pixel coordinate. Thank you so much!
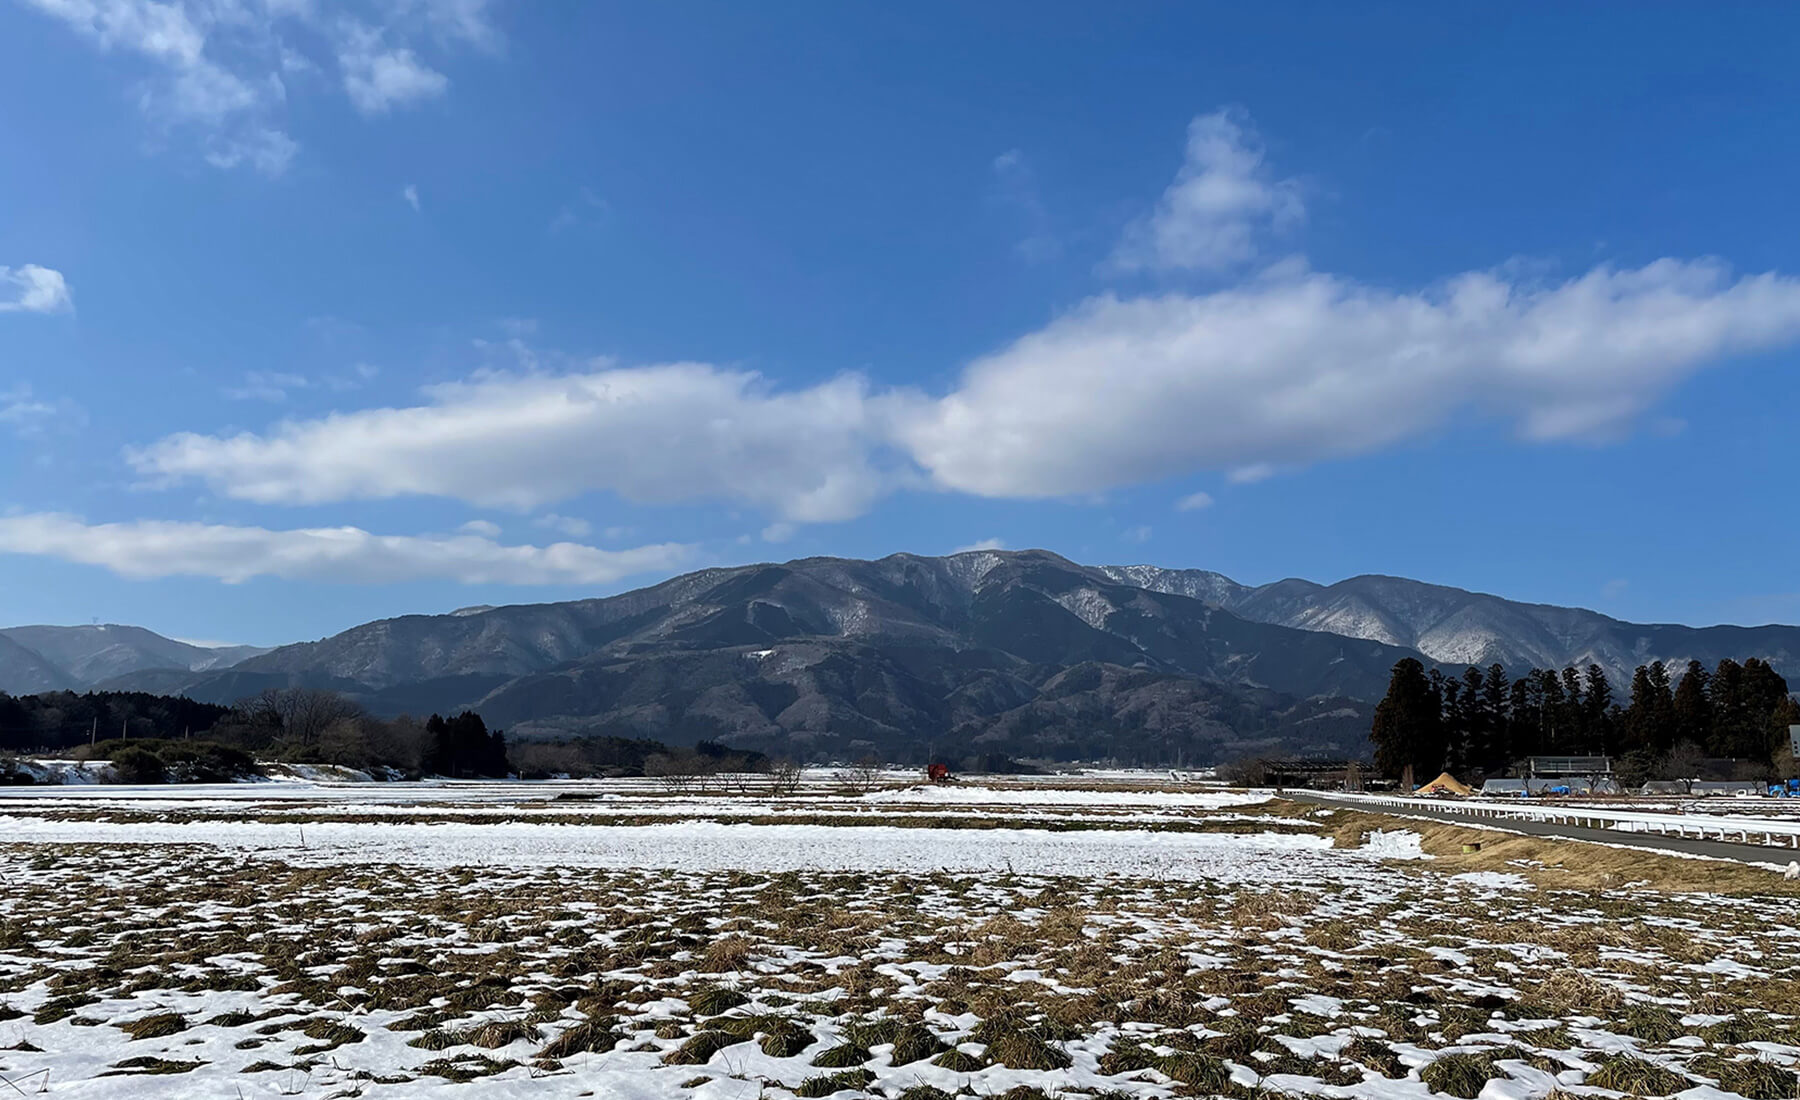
[
  {"left": 1481, "top": 663, "right": 1512, "bottom": 771},
  {"left": 1371, "top": 659, "right": 1443, "bottom": 780},
  {"left": 1440, "top": 676, "right": 1466, "bottom": 774},
  {"left": 1709, "top": 658, "right": 1747, "bottom": 757},
  {"left": 1648, "top": 660, "right": 1675, "bottom": 749},
  {"left": 1459, "top": 665, "right": 1488, "bottom": 775},
  {"left": 422, "top": 713, "right": 451, "bottom": 775},
  {"left": 1671, "top": 660, "right": 1711, "bottom": 746},
  {"left": 1537, "top": 668, "right": 1567, "bottom": 753},
  {"left": 1583, "top": 664, "right": 1614, "bottom": 753},
  {"left": 1509, "top": 673, "right": 1541, "bottom": 759},
  {"left": 1555, "top": 666, "right": 1584, "bottom": 750}
]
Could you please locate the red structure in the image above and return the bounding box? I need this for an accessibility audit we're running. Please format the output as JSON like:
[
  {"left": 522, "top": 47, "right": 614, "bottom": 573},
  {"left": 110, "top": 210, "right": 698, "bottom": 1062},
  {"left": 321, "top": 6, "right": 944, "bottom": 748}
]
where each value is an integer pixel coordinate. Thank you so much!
[{"left": 926, "top": 762, "right": 951, "bottom": 783}]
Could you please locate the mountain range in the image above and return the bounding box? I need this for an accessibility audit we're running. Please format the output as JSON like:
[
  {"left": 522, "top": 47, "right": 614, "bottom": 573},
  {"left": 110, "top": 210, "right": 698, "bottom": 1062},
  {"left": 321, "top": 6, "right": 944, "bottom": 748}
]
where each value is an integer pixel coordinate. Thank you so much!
[
  {"left": 6, "top": 550, "right": 1797, "bottom": 763},
  {"left": 0, "top": 625, "right": 269, "bottom": 695}
]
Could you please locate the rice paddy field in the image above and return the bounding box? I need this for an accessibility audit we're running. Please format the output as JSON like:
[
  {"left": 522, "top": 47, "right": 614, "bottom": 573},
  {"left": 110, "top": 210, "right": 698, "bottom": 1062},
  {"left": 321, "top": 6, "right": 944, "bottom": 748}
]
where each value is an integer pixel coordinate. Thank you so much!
[{"left": 1, "top": 775, "right": 1798, "bottom": 1098}]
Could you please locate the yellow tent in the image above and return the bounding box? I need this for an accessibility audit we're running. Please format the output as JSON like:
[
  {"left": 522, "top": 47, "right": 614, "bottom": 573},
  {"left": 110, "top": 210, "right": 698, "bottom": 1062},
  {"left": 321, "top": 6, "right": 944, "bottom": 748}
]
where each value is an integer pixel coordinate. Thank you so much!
[{"left": 1415, "top": 772, "right": 1473, "bottom": 797}]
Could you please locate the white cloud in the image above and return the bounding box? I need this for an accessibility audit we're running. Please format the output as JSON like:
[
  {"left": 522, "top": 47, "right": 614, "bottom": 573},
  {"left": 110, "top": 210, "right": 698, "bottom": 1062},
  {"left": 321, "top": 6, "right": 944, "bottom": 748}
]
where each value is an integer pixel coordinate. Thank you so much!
[
  {"left": 1602, "top": 578, "right": 1630, "bottom": 599},
  {"left": 339, "top": 26, "right": 449, "bottom": 115},
  {"left": 19, "top": 0, "right": 497, "bottom": 173},
  {"left": 203, "top": 127, "right": 299, "bottom": 176},
  {"left": 760, "top": 522, "right": 796, "bottom": 544},
  {"left": 0, "top": 265, "right": 73, "bottom": 313},
  {"left": 533, "top": 512, "right": 591, "bottom": 538},
  {"left": 896, "top": 260, "right": 1800, "bottom": 498},
  {"left": 222, "top": 370, "right": 310, "bottom": 402},
  {"left": 953, "top": 537, "right": 1006, "bottom": 553},
  {"left": 1122, "top": 524, "right": 1153, "bottom": 544},
  {"left": 1, "top": 385, "right": 57, "bottom": 435},
  {"left": 402, "top": 183, "right": 421, "bottom": 211},
  {"left": 127, "top": 259, "right": 1800, "bottom": 525},
  {"left": 1110, "top": 108, "right": 1303, "bottom": 274},
  {"left": 113, "top": 115, "right": 1800, "bottom": 529},
  {"left": 131, "top": 363, "right": 892, "bottom": 522},
  {"left": 1174, "top": 491, "right": 1214, "bottom": 512},
  {"left": 0, "top": 513, "right": 694, "bottom": 586},
  {"left": 0, "top": 384, "right": 84, "bottom": 437},
  {"left": 457, "top": 518, "right": 501, "bottom": 537}
]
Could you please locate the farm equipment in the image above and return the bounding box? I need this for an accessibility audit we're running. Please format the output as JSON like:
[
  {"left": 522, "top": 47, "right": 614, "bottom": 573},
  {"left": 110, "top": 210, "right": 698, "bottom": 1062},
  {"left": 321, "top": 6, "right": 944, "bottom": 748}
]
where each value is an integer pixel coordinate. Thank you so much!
[{"left": 926, "top": 762, "right": 953, "bottom": 783}]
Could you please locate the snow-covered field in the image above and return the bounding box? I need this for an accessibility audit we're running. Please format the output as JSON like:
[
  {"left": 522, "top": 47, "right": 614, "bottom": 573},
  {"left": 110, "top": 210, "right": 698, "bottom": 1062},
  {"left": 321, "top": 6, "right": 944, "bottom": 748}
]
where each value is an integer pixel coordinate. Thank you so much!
[{"left": 1, "top": 781, "right": 1797, "bottom": 1099}]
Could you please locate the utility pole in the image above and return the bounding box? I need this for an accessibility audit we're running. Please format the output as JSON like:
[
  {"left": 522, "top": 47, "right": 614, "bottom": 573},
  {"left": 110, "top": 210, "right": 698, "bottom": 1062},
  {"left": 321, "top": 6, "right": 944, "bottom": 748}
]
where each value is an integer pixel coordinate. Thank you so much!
[{"left": 90, "top": 717, "right": 97, "bottom": 746}]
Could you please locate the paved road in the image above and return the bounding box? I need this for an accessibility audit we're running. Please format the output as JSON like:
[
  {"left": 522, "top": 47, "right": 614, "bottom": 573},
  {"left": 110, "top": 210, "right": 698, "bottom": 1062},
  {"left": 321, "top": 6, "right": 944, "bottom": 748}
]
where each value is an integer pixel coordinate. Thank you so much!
[{"left": 1287, "top": 792, "right": 1800, "bottom": 867}]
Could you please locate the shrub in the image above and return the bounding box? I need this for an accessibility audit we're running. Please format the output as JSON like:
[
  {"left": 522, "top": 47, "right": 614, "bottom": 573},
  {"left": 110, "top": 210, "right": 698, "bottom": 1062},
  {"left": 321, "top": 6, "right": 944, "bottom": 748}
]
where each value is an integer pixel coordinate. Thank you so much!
[{"left": 106, "top": 745, "right": 168, "bottom": 784}]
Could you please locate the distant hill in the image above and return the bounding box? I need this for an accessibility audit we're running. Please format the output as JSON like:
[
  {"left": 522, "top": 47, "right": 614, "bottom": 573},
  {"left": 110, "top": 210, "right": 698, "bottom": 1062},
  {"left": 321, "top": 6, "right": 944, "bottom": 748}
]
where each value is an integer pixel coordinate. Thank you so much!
[
  {"left": 142, "top": 551, "right": 1410, "bottom": 763},
  {"left": 42, "top": 550, "right": 1800, "bottom": 764},
  {"left": 0, "top": 624, "right": 270, "bottom": 696},
  {"left": 1098, "top": 566, "right": 1800, "bottom": 689}
]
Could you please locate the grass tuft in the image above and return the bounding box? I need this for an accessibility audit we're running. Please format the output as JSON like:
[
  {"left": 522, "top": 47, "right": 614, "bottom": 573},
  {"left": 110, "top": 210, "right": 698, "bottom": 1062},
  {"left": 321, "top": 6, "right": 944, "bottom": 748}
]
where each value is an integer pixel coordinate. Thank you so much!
[
  {"left": 931, "top": 1047, "right": 986, "bottom": 1071},
  {"left": 810, "top": 1041, "right": 871, "bottom": 1068},
  {"left": 119, "top": 1011, "right": 189, "bottom": 1040},
  {"left": 1584, "top": 1052, "right": 1688, "bottom": 1095},
  {"left": 795, "top": 1068, "right": 876, "bottom": 1097},
  {"left": 663, "top": 1029, "right": 739, "bottom": 1066},
  {"left": 1419, "top": 1052, "right": 1501, "bottom": 1098}
]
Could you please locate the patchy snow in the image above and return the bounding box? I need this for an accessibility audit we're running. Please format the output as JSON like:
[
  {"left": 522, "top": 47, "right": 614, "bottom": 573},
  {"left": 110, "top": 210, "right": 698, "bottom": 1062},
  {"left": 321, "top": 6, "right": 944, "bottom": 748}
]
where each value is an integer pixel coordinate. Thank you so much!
[
  {"left": 0, "top": 814, "right": 1356, "bottom": 882},
  {"left": 861, "top": 783, "right": 1271, "bottom": 809},
  {"left": 1450, "top": 870, "right": 1534, "bottom": 890},
  {"left": 1358, "top": 828, "right": 1431, "bottom": 860}
]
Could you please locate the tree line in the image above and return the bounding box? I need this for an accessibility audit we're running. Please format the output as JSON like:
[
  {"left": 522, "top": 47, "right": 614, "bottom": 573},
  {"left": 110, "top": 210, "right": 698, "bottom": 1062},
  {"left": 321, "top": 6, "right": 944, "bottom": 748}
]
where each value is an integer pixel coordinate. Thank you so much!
[
  {"left": 1371, "top": 657, "right": 1799, "bottom": 783},
  {"left": 0, "top": 686, "right": 768, "bottom": 782}
]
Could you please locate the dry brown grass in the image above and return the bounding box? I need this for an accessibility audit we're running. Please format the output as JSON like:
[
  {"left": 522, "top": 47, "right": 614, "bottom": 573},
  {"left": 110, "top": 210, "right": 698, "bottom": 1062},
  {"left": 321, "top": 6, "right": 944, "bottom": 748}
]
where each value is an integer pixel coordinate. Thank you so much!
[{"left": 1318, "top": 805, "right": 1800, "bottom": 894}]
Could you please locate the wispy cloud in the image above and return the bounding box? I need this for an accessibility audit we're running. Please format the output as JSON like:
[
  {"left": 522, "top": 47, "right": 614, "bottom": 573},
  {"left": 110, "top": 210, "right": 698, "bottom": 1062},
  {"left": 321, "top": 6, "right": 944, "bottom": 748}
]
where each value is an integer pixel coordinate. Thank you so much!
[
  {"left": 402, "top": 184, "right": 421, "bottom": 211},
  {"left": 533, "top": 513, "right": 592, "bottom": 538},
  {"left": 953, "top": 537, "right": 1006, "bottom": 553},
  {"left": 1174, "top": 491, "right": 1214, "bottom": 512},
  {"left": 338, "top": 24, "right": 449, "bottom": 115},
  {"left": 0, "top": 384, "right": 84, "bottom": 438},
  {"left": 18, "top": 0, "right": 498, "bottom": 175},
  {"left": 550, "top": 187, "right": 609, "bottom": 233},
  {"left": 991, "top": 149, "right": 1059, "bottom": 263},
  {"left": 222, "top": 371, "right": 311, "bottom": 402},
  {"left": 1109, "top": 107, "right": 1303, "bottom": 274},
  {"left": 0, "top": 265, "right": 73, "bottom": 313},
  {"left": 0, "top": 513, "right": 694, "bottom": 586}
]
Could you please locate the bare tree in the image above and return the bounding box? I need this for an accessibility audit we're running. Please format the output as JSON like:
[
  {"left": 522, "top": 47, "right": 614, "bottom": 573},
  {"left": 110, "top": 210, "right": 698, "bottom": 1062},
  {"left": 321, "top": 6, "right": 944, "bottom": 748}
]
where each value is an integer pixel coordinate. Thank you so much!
[
  {"left": 836, "top": 755, "right": 881, "bottom": 794},
  {"left": 765, "top": 759, "right": 803, "bottom": 797},
  {"left": 645, "top": 752, "right": 699, "bottom": 793},
  {"left": 246, "top": 688, "right": 365, "bottom": 749}
]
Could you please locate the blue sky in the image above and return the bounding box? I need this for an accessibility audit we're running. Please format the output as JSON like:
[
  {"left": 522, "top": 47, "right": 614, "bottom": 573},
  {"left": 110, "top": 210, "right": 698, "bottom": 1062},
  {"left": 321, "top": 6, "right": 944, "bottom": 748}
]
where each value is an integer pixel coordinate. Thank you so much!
[{"left": 4, "top": 2, "right": 1800, "bottom": 646}]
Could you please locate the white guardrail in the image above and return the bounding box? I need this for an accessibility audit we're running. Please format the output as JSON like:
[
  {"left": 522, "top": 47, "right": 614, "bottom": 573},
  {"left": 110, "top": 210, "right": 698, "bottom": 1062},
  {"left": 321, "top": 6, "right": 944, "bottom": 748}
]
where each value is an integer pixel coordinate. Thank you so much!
[{"left": 1323, "top": 792, "right": 1800, "bottom": 849}]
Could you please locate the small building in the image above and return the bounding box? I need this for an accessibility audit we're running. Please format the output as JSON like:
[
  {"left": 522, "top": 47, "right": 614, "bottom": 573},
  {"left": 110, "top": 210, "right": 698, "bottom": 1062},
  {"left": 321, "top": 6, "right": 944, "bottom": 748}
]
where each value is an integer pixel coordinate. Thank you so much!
[
  {"left": 1481, "top": 778, "right": 1529, "bottom": 797},
  {"left": 1690, "top": 780, "right": 1759, "bottom": 797},
  {"left": 1640, "top": 780, "right": 1688, "bottom": 796},
  {"left": 1263, "top": 759, "right": 1365, "bottom": 789},
  {"left": 1524, "top": 755, "right": 1613, "bottom": 778}
]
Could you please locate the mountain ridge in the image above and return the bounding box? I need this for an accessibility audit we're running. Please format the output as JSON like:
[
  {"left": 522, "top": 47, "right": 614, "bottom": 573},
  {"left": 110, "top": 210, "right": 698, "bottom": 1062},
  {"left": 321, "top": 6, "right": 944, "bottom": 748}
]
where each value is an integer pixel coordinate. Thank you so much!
[
  {"left": 16, "top": 551, "right": 1800, "bottom": 763},
  {"left": 0, "top": 625, "right": 271, "bottom": 696}
]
